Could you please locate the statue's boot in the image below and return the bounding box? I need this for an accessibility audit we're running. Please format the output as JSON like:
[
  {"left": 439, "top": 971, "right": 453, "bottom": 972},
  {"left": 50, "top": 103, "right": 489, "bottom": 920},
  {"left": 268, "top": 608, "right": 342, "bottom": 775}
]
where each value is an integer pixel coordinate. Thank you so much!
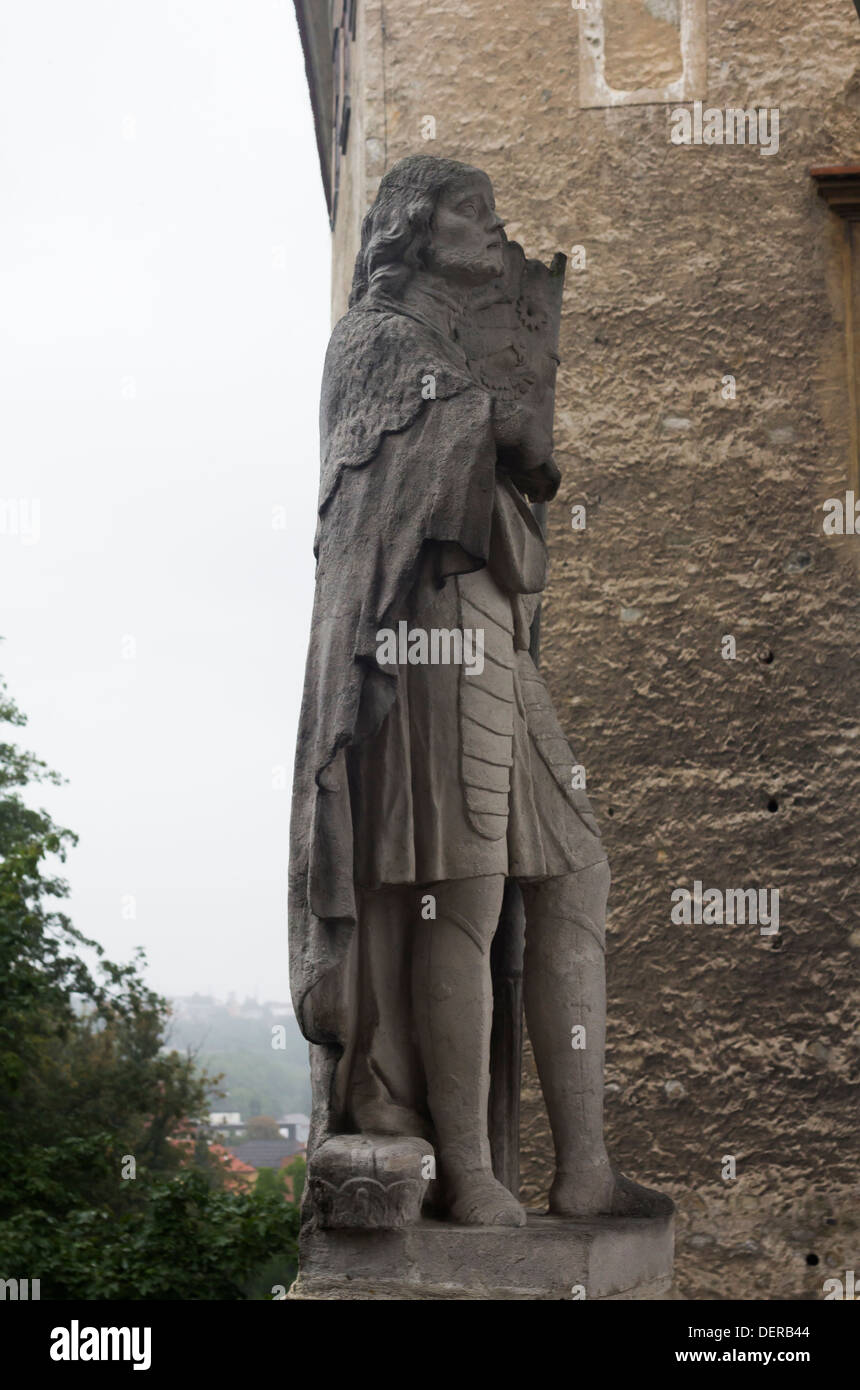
[
  {"left": 440, "top": 1137, "right": 525, "bottom": 1227},
  {"left": 549, "top": 1166, "right": 673, "bottom": 1219},
  {"left": 412, "top": 874, "right": 525, "bottom": 1227},
  {"left": 522, "top": 865, "right": 670, "bottom": 1219}
]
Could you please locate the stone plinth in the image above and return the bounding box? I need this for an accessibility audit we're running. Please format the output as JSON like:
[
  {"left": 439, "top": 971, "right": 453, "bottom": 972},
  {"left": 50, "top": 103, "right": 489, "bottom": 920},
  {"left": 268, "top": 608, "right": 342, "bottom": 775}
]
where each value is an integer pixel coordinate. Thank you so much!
[
  {"left": 288, "top": 1206, "right": 674, "bottom": 1300},
  {"left": 308, "top": 1134, "right": 432, "bottom": 1229}
]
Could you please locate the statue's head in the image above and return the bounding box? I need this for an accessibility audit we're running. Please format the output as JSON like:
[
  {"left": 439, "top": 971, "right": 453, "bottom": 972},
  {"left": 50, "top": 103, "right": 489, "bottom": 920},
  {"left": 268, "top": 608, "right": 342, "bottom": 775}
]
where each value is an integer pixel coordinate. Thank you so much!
[{"left": 349, "top": 155, "right": 506, "bottom": 307}]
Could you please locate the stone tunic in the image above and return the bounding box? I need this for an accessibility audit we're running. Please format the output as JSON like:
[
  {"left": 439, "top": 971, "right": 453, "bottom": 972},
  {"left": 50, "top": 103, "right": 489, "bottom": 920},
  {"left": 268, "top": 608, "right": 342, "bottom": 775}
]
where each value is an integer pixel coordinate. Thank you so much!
[{"left": 347, "top": 474, "right": 607, "bottom": 886}]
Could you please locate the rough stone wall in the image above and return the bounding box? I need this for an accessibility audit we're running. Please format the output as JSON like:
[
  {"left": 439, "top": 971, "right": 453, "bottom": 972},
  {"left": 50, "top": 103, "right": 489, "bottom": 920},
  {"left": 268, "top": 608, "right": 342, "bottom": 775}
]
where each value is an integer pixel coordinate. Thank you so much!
[{"left": 332, "top": 0, "right": 860, "bottom": 1299}]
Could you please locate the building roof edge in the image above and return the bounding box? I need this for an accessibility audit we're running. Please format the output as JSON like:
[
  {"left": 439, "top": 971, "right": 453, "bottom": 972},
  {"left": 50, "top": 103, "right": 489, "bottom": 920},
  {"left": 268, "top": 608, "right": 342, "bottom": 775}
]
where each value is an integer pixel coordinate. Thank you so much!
[{"left": 293, "top": 0, "right": 333, "bottom": 213}]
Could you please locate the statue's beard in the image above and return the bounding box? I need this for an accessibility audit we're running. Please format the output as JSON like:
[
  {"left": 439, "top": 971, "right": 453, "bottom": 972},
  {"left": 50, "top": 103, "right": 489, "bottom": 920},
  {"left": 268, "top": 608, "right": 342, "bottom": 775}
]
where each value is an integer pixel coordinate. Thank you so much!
[{"left": 427, "top": 244, "right": 504, "bottom": 286}]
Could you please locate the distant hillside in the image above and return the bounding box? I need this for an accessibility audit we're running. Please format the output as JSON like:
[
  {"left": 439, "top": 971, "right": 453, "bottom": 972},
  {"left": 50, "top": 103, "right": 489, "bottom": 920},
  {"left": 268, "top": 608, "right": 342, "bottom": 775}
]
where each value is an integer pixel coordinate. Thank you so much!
[{"left": 165, "top": 995, "right": 311, "bottom": 1118}]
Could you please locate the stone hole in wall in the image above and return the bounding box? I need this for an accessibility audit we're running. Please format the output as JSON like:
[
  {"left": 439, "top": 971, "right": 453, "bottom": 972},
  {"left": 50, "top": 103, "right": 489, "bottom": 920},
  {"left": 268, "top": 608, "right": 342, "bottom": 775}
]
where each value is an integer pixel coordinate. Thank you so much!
[
  {"left": 805, "top": 1253, "right": 820, "bottom": 1266},
  {"left": 767, "top": 797, "right": 779, "bottom": 813},
  {"left": 578, "top": 0, "right": 706, "bottom": 111},
  {"left": 602, "top": 0, "right": 683, "bottom": 92}
]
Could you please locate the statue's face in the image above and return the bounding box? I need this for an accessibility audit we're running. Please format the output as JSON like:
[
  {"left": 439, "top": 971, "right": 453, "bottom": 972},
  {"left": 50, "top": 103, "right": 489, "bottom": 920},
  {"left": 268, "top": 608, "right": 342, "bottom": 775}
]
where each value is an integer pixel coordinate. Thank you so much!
[{"left": 426, "top": 173, "right": 505, "bottom": 286}]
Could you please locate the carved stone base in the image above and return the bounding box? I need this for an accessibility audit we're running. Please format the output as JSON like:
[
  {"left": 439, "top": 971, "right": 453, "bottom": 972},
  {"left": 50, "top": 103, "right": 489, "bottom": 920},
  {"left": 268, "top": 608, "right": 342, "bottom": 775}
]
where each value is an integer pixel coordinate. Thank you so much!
[
  {"left": 288, "top": 1207, "right": 675, "bottom": 1300},
  {"left": 308, "top": 1134, "right": 433, "bottom": 1229}
]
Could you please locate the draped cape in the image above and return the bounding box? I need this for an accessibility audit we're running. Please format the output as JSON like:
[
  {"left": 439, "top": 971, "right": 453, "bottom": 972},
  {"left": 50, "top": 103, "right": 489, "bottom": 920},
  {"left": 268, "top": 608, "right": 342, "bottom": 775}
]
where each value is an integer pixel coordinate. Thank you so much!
[{"left": 288, "top": 303, "right": 498, "bottom": 1078}]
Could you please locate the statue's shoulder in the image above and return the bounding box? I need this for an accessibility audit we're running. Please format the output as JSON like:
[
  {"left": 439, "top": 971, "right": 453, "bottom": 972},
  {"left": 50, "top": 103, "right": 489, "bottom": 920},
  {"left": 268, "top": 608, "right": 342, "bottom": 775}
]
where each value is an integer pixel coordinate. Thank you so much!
[
  {"left": 324, "top": 304, "right": 451, "bottom": 378},
  {"left": 318, "top": 306, "right": 477, "bottom": 508},
  {"left": 329, "top": 303, "right": 413, "bottom": 343}
]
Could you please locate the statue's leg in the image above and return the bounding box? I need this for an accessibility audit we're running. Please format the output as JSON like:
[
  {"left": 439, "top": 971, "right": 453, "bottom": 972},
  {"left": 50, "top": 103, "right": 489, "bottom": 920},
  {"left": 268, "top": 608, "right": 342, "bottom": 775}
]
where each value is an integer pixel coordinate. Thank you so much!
[
  {"left": 411, "top": 874, "right": 526, "bottom": 1227},
  {"left": 521, "top": 863, "right": 616, "bottom": 1215},
  {"left": 522, "top": 864, "right": 666, "bottom": 1217}
]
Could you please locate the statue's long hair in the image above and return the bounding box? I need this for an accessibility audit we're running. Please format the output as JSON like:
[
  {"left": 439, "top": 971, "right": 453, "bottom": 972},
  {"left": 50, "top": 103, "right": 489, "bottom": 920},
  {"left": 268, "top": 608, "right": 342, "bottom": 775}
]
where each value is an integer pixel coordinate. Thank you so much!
[{"left": 349, "top": 154, "right": 481, "bottom": 308}]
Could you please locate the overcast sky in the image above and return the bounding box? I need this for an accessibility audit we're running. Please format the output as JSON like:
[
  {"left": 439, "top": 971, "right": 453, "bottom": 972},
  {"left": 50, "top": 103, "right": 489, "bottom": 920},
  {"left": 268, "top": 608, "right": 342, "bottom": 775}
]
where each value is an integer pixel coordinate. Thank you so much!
[{"left": 0, "top": 2, "right": 330, "bottom": 1000}]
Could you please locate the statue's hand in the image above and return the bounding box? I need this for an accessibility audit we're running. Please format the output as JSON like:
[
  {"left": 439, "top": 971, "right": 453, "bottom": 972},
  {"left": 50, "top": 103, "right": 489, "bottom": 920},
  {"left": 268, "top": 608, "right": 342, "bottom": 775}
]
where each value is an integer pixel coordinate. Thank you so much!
[
  {"left": 492, "top": 398, "right": 560, "bottom": 501},
  {"left": 508, "top": 455, "right": 560, "bottom": 503}
]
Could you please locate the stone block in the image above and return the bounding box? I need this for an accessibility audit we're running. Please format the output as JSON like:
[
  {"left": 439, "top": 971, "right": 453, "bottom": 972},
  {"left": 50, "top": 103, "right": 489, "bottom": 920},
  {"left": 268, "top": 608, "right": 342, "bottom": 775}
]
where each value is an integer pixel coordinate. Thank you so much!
[
  {"left": 308, "top": 1133, "right": 433, "bottom": 1230},
  {"left": 289, "top": 1205, "right": 675, "bottom": 1300}
]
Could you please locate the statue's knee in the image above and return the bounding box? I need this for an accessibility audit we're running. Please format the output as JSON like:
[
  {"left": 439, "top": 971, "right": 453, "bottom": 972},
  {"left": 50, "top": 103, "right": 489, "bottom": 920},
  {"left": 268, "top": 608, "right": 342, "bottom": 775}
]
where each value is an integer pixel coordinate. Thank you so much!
[
  {"left": 544, "top": 859, "right": 610, "bottom": 916},
  {"left": 427, "top": 874, "right": 504, "bottom": 952},
  {"left": 523, "top": 862, "right": 610, "bottom": 955}
]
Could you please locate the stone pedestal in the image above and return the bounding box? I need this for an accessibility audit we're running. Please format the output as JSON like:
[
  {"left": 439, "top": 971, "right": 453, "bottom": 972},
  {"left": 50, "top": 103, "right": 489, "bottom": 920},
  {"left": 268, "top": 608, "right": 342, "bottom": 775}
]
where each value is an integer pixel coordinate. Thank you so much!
[
  {"left": 288, "top": 1206, "right": 675, "bottom": 1300},
  {"left": 308, "top": 1134, "right": 432, "bottom": 1229}
]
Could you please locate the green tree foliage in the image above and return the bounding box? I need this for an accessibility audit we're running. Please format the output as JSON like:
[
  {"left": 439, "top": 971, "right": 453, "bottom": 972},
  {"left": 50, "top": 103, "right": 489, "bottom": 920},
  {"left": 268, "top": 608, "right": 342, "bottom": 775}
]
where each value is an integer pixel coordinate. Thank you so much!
[
  {"left": 253, "top": 1155, "right": 304, "bottom": 1203},
  {"left": 0, "top": 674, "right": 300, "bottom": 1298},
  {"left": 1, "top": 1168, "right": 300, "bottom": 1300}
]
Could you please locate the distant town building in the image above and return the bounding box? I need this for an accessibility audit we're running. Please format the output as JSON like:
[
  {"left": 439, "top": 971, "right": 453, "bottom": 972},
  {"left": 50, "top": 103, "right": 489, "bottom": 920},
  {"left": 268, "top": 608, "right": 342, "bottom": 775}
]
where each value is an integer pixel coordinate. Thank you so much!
[
  {"left": 278, "top": 1113, "right": 310, "bottom": 1144},
  {"left": 230, "top": 1139, "right": 305, "bottom": 1171}
]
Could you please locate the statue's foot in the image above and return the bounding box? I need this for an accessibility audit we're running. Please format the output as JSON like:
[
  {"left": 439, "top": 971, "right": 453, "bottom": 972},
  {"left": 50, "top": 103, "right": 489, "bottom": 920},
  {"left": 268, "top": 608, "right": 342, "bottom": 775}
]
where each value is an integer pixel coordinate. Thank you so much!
[
  {"left": 548, "top": 1159, "right": 615, "bottom": 1217},
  {"left": 445, "top": 1170, "right": 526, "bottom": 1227},
  {"left": 549, "top": 1163, "right": 672, "bottom": 1219}
]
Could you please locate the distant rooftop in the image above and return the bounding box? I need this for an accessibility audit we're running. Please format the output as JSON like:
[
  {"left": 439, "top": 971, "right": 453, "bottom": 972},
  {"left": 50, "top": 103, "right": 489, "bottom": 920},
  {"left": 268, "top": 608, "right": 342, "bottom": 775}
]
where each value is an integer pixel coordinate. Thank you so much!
[{"left": 230, "top": 1139, "right": 305, "bottom": 1170}]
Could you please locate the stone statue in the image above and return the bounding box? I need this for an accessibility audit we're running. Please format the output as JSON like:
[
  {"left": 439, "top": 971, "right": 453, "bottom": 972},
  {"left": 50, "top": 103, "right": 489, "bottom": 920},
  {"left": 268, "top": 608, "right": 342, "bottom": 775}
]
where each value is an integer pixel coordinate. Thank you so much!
[{"left": 289, "top": 156, "right": 670, "bottom": 1286}]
